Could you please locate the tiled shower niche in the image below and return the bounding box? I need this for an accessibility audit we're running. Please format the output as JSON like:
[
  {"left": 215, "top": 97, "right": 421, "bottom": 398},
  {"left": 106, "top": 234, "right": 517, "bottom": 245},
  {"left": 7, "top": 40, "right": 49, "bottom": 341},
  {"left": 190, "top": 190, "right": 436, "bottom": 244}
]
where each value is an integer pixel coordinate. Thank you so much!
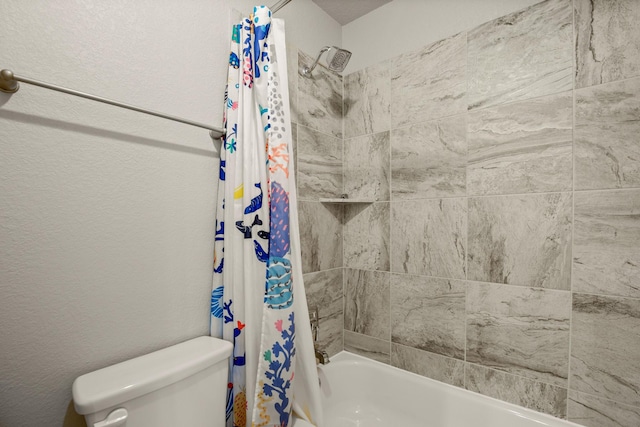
[{"left": 290, "top": 1, "right": 640, "bottom": 426}]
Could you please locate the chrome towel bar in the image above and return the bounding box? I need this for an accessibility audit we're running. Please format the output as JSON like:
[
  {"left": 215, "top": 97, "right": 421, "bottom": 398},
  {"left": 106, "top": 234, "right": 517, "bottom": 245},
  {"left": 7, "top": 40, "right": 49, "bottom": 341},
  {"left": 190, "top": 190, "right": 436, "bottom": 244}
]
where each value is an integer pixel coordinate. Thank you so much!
[{"left": 0, "top": 68, "right": 225, "bottom": 140}]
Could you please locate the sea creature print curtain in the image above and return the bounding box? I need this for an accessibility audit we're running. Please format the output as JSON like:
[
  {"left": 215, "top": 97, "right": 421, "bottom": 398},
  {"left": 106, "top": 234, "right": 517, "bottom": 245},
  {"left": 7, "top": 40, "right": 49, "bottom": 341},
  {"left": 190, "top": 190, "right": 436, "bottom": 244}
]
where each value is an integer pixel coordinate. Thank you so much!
[{"left": 211, "top": 7, "right": 323, "bottom": 427}]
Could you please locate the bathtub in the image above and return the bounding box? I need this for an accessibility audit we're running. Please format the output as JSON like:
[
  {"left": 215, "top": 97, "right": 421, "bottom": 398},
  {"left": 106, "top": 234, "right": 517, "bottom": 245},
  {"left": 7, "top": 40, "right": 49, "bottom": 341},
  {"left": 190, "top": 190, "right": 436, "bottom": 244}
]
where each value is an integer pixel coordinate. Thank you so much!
[{"left": 293, "top": 351, "right": 584, "bottom": 427}]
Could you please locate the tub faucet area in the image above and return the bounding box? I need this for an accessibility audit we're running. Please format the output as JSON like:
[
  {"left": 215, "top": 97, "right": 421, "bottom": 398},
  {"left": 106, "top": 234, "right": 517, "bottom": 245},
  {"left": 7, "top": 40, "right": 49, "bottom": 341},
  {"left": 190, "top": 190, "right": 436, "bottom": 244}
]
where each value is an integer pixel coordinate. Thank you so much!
[
  {"left": 310, "top": 307, "right": 330, "bottom": 364},
  {"left": 315, "top": 348, "right": 330, "bottom": 365}
]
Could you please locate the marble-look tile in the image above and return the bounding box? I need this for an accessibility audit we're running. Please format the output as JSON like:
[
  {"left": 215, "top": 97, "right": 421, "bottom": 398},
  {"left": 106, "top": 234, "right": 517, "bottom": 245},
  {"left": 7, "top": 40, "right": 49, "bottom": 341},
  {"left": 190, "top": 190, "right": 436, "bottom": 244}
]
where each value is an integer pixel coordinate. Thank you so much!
[
  {"left": 298, "top": 201, "right": 342, "bottom": 273},
  {"left": 298, "top": 50, "right": 343, "bottom": 138},
  {"left": 467, "top": 193, "right": 572, "bottom": 290},
  {"left": 390, "top": 274, "right": 465, "bottom": 359},
  {"left": 571, "top": 293, "right": 640, "bottom": 406},
  {"left": 344, "top": 331, "right": 390, "bottom": 364},
  {"left": 568, "top": 391, "right": 640, "bottom": 427},
  {"left": 344, "top": 61, "right": 391, "bottom": 138},
  {"left": 344, "top": 269, "right": 390, "bottom": 340},
  {"left": 465, "top": 363, "right": 568, "bottom": 418},
  {"left": 573, "top": 189, "right": 640, "bottom": 298},
  {"left": 575, "top": 0, "right": 640, "bottom": 89},
  {"left": 467, "top": 92, "right": 573, "bottom": 196},
  {"left": 390, "top": 198, "right": 466, "bottom": 279},
  {"left": 467, "top": 0, "right": 573, "bottom": 110},
  {"left": 391, "top": 32, "right": 466, "bottom": 128},
  {"left": 344, "top": 132, "right": 390, "bottom": 201},
  {"left": 391, "top": 114, "right": 467, "bottom": 200},
  {"left": 391, "top": 343, "right": 464, "bottom": 387},
  {"left": 303, "top": 269, "right": 344, "bottom": 357},
  {"left": 466, "top": 282, "right": 571, "bottom": 387},
  {"left": 297, "top": 125, "right": 342, "bottom": 200},
  {"left": 286, "top": 43, "right": 298, "bottom": 124},
  {"left": 343, "top": 203, "right": 390, "bottom": 271},
  {"left": 574, "top": 77, "right": 640, "bottom": 190}
]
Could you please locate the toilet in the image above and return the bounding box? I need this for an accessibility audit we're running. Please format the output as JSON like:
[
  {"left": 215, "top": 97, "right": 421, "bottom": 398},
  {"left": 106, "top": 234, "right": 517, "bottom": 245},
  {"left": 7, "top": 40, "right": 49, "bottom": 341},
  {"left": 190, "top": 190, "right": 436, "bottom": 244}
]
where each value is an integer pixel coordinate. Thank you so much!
[{"left": 72, "top": 336, "right": 233, "bottom": 427}]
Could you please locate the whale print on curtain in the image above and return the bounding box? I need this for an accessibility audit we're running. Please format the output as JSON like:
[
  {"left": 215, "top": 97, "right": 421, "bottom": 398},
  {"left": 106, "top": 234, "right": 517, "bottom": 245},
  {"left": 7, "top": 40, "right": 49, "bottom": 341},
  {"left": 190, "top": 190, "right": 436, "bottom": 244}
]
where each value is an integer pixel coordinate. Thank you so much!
[{"left": 211, "top": 6, "right": 323, "bottom": 427}]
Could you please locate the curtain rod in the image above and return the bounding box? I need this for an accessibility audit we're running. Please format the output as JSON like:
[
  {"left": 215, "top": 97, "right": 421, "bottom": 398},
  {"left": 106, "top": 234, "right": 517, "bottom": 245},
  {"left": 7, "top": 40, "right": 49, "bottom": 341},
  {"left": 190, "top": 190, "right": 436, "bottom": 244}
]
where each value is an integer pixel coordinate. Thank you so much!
[
  {"left": 0, "top": 69, "right": 225, "bottom": 141},
  {"left": 271, "top": 0, "right": 293, "bottom": 13}
]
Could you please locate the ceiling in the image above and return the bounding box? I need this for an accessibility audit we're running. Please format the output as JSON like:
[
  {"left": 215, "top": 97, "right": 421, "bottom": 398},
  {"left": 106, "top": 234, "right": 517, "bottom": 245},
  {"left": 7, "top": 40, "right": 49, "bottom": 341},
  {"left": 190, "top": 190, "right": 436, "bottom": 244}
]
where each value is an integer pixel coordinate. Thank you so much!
[{"left": 312, "top": 0, "right": 393, "bottom": 25}]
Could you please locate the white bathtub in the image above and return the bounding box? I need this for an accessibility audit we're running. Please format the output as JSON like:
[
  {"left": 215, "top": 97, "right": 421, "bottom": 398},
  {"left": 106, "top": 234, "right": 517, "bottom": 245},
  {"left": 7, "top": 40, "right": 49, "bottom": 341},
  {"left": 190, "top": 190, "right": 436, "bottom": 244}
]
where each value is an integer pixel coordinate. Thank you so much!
[{"left": 293, "top": 351, "right": 584, "bottom": 427}]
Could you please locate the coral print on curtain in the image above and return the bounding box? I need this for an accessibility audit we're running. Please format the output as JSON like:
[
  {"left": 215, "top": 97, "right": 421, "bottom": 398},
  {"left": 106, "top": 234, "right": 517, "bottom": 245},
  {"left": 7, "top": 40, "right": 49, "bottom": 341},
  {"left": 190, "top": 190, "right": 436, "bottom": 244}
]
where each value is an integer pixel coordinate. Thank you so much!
[{"left": 211, "top": 6, "right": 323, "bottom": 427}]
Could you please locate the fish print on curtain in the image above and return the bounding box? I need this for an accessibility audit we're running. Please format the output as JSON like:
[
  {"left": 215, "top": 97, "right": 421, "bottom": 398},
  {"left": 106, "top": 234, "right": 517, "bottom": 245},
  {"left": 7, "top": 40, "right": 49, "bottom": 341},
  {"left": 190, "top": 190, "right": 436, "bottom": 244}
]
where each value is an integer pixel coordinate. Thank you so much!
[{"left": 211, "top": 6, "right": 321, "bottom": 427}]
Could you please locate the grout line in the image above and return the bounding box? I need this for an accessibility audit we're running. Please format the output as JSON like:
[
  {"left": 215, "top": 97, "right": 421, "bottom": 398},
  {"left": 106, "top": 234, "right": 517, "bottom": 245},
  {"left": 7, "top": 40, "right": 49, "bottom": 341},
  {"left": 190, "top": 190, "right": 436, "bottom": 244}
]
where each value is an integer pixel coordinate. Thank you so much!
[
  {"left": 301, "top": 266, "right": 345, "bottom": 276},
  {"left": 341, "top": 267, "right": 345, "bottom": 352},
  {"left": 297, "top": 185, "right": 640, "bottom": 205},
  {"left": 464, "top": 27, "right": 470, "bottom": 389},
  {"left": 340, "top": 70, "right": 346, "bottom": 285},
  {"left": 571, "top": 187, "right": 640, "bottom": 194},
  {"left": 567, "top": 0, "right": 577, "bottom": 413},
  {"left": 463, "top": 277, "right": 468, "bottom": 388},
  {"left": 467, "top": 87, "right": 574, "bottom": 114},
  {"left": 297, "top": 123, "right": 343, "bottom": 141},
  {"left": 387, "top": 58, "right": 394, "bottom": 275},
  {"left": 387, "top": 267, "right": 392, "bottom": 360},
  {"left": 385, "top": 186, "right": 640, "bottom": 204},
  {"left": 349, "top": 266, "right": 577, "bottom": 295},
  {"left": 387, "top": 59, "right": 394, "bottom": 364},
  {"left": 576, "top": 73, "right": 640, "bottom": 91},
  {"left": 568, "top": 389, "right": 640, "bottom": 411},
  {"left": 464, "top": 361, "right": 569, "bottom": 391}
]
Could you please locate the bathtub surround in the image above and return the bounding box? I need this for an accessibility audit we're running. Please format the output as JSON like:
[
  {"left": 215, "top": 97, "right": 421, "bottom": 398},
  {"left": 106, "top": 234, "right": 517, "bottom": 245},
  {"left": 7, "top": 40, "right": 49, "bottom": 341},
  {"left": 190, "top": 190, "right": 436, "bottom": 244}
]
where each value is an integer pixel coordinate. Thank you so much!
[
  {"left": 570, "top": 293, "right": 640, "bottom": 407},
  {"left": 297, "top": 125, "right": 343, "bottom": 198},
  {"left": 390, "top": 32, "right": 467, "bottom": 129},
  {"left": 391, "top": 275, "right": 466, "bottom": 360},
  {"left": 276, "top": 0, "right": 639, "bottom": 423},
  {"left": 302, "top": 269, "right": 344, "bottom": 357},
  {"left": 574, "top": 0, "right": 640, "bottom": 89},
  {"left": 466, "top": 92, "right": 574, "bottom": 195},
  {"left": 289, "top": 44, "right": 346, "bottom": 358},
  {"left": 574, "top": 78, "right": 640, "bottom": 190},
  {"left": 573, "top": 189, "right": 640, "bottom": 299},
  {"left": 465, "top": 363, "right": 569, "bottom": 419},
  {"left": 344, "top": 330, "right": 390, "bottom": 364},
  {"left": 466, "top": 0, "right": 573, "bottom": 110},
  {"left": 343, "top": 202, "right": 390, "bottom": 271},
  {"left": 344, "top": 269, "right": 390, "bottom": 340},
  {"left": 343, "top": 61, "right": 391, "bottom": 139},
  {"left": 293, "top": 0, "right": 640, "bottom": 426},
  {"left": 344, "top": 132, "right": 390, "bottom": 201},
  {"left": 392, "top": 198, "right": 467, "bottom": 279},
  {"left": 298, "top": 50, "right": 344, "bottom": 139},
  {"left": 391, "top": 115, "right": 467, "bottom": 199},
  {"left": 391, "top": 343, "right": 465, "bottom": 387},
  {"left": 467, "top": 193, "right": 573, "bottom": 290},
  {"left": 465, "top": 283, "right": 571, "bottom": 388}
]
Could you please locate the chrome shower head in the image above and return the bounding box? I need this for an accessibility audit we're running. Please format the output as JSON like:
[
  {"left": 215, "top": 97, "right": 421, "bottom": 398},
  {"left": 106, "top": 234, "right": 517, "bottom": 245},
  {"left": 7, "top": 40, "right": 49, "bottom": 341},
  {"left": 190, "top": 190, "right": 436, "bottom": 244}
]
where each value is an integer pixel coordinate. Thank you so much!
[
  {"left": 300, "top": 46, "right": 352, "bottom": 77},
  {"left": 325, "top": 47, "right": 352, "bottom": 72}
]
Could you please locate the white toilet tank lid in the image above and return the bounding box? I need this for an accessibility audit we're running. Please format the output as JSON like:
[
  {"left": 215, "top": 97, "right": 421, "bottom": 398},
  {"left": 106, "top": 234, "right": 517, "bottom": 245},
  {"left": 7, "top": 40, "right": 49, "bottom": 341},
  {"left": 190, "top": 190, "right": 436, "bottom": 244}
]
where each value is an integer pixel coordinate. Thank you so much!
[{"left": 72, "top": 336, "right": 233, "bottom": 415}]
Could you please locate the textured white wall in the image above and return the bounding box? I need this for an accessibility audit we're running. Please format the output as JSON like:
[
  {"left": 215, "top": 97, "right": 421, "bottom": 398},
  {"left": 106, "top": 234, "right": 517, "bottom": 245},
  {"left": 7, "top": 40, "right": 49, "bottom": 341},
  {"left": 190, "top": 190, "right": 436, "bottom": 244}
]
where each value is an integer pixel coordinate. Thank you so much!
[
  {"left": 342, "top": 0, "right": 543, "bottom": 74},
  {"left": 0, "top": 1, "right": 339, "bottom": 426}
]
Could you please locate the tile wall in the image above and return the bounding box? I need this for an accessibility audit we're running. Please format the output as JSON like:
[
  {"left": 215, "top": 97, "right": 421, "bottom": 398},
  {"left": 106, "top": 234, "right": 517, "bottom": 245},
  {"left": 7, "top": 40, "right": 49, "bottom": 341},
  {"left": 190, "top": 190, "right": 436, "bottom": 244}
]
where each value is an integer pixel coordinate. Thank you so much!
[
  {"left": 288, "top": 47, "right": 345, "bottom": 358},
  {"left": 290, "top": 0, "right": 640, "bottom": 426}
]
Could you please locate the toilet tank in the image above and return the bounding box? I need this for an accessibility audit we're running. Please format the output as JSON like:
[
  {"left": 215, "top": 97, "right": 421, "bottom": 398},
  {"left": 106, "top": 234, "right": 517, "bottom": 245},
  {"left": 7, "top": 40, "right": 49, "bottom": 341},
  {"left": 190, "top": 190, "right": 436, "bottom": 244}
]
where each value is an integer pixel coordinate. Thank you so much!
[{"left": 73, "top": 336, "right": 233, "bottom": 427}]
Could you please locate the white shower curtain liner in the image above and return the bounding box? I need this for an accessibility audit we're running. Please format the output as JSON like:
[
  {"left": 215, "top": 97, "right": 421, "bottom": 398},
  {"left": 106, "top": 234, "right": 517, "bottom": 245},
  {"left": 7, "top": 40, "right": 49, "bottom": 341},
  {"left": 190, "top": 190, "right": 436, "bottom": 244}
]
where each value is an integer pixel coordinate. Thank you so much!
[{"left": 210, "top": 7, "right": 323, "bottom": 427}]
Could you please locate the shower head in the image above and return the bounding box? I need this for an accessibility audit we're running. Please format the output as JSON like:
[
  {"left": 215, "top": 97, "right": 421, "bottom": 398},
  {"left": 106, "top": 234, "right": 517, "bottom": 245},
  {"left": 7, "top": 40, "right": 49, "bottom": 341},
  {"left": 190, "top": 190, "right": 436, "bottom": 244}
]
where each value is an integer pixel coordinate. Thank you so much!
[
  {"left": 325, "top": 47, "right": 352, "bottom": 72},
  {"left": 300, "top": 46, "right": 352, "bottom": 77}
]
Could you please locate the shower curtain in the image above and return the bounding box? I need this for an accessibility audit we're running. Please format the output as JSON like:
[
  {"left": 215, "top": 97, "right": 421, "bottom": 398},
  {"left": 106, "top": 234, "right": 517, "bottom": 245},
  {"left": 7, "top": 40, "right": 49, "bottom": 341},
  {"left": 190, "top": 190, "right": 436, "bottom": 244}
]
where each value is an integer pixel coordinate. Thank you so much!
[{"left": 211, "top": 6, "right": 322, "bottom": 427}]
